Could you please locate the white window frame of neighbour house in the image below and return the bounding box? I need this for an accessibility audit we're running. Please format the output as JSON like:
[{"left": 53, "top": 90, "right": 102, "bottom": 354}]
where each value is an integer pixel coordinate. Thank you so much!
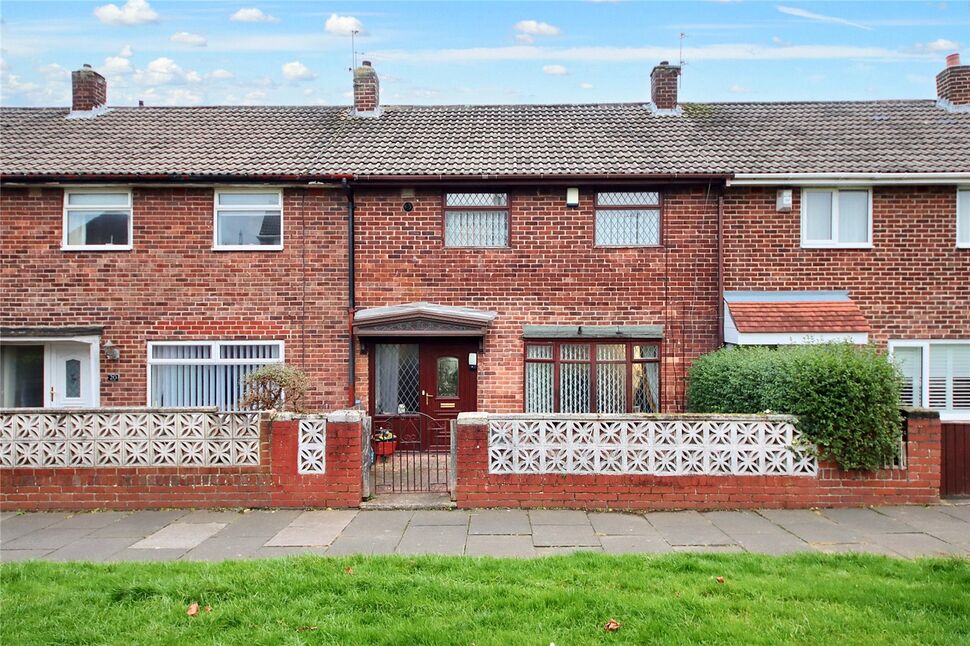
[
  {"left": 146, "top": 340, "right": 284, "bottom": 411},
  {"left": 443, "top": 192, "right": 510, "bottom": 248},
  {"left": 800, "top": 187, "right": 873, "bottom": 249},
  {"left": 888, "top": 340, "right": 970, "bottom": 422},
  {"left": 958, "top": 188, "right": 970, "bottom": 249},
  {"left": 212, "top": 188, "right": 284, "bottom": 251},
  {"left": 62, "top": 188, "right": 133, "bottom": 251}
]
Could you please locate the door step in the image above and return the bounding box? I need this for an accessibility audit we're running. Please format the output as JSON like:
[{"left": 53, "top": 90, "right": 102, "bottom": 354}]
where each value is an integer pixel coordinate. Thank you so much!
[{"left": 360, "top": 493, "right": 456, "bottom": 511}]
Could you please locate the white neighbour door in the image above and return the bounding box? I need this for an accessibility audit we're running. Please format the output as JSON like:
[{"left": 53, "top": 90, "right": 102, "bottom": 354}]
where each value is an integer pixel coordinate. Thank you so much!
[{"left": 49, "top": 342, "right": 94, "bottom": 408}]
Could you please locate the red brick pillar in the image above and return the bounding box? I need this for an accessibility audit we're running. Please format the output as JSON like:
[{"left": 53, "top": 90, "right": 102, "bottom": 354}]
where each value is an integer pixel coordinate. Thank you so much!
[
  {"left": 901, "top": 407, "right": 942, "bottom": 502},
  {"left": 455, "top": 413, "right": 489, "bottom": 508}
]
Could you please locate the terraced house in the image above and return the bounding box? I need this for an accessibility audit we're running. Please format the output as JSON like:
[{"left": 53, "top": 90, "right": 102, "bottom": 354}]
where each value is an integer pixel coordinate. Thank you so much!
[{"left": 1, "top": 56, "right": 969, "bottom": 447}]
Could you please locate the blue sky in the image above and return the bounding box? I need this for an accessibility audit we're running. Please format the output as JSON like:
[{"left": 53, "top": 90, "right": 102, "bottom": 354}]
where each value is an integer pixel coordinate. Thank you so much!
[{"left": 1, "top": 1, "right": 968, "bottom": 107}]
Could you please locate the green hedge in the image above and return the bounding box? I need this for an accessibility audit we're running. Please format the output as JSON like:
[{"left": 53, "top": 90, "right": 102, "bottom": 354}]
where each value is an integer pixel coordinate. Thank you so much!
[{"left": 687, "top": 344, "right": 903, "bottom": 471}]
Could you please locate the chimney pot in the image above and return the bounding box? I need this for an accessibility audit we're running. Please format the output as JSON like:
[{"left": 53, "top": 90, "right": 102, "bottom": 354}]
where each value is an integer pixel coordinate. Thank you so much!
[
  {"left": 650, "top": 61, "right": 681, "bottom": 111},
  {"left": 353, "top": 61, "right": 380, "bottom": 116},
  {"left": 936, "top": 53, "right": 970, "bottom": 107},
  {"left": 362, "top": 60, "right": 372, "bottom": 67},
  {"left": 71, "top": 65, "right": 107, "bottom": 112}
]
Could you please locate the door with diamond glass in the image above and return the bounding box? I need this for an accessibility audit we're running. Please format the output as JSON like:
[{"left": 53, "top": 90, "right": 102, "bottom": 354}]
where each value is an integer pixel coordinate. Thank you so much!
[
  {"left": 50, "top": 342, "right": 93, "bottom": 408},
  {"left": 419, "top": 342, "right": 477, "bottom": 450}
]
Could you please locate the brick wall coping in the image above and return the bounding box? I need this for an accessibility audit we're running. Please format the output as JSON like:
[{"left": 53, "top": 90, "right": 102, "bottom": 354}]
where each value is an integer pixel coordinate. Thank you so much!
[
  {"left": 457, "top": 412, "right": 798, "bottom": 425},
  {"left": 899, "top": 407, "right": 941, "bottom": 420},
  {"left": 271, "top": 409, "right": 365, "bottom": 423},
  {"left": 0, "top": 406, "right": 220, "bottom": 415}
]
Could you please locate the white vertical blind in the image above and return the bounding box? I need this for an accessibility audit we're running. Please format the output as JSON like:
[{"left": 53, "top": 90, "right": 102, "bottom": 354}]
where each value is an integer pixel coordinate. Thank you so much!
[{"left": 929, "top": 344, "right": 970, "bottom": 412}]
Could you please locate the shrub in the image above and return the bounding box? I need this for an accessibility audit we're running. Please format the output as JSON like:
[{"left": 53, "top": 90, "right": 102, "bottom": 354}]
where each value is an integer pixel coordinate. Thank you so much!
[
  {"left": 687, "top": 343, "right": 903, "bottom": 471},
  {"left": 239, "top": 364, "right": 310, "bottom": 413}
]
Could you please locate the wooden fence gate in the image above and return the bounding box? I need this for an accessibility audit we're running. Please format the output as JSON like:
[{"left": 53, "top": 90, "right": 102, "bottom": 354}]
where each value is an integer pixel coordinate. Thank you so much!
[{"left": 941, "top": 422, "right": 970, "bottom": 498}]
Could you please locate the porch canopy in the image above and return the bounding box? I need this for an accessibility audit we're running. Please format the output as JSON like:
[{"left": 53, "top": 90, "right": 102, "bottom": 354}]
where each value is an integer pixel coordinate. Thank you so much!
[
  {"left": 353, "top": 302, "right": 497, "bottom": 338},
  {"left": 724, "top": 291, "right": 870, "bottom": 345}
]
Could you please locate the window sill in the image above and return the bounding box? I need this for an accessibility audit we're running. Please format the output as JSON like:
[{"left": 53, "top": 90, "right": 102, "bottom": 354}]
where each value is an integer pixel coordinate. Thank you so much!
[
  {"left": 800, "top": 243, "right": 873, "bottom": 250},
  {"left": 957, "top": 243, "right": 970, "bottom": 250},
  {"left": 212, "top": 245, "right": 284, "bottom": 252},
  {"left": 594, "top": 244, "right": 664, "bottom": 249},
  {"left": 443, "top": 245, "right": 511, "bottom": 250},
  {"left": 940, "top": 411, "right": 970, "bottom": 422},
  {"left": 61, "top": 245, "right": 132, "bottom": 252}
]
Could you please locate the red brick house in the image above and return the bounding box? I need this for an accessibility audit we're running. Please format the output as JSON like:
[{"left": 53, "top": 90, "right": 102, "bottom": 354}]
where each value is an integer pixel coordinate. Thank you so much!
[{"left": 2, "top": 57, "right": 969, "bottom": 438}]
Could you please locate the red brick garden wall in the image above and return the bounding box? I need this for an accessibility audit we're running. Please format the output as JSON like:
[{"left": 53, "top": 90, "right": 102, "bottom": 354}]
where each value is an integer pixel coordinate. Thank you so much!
[
  {"left": 0, "top": 414, "right": 364, "bottom": 511},
  {"left": 454, "top": 410, "right": 941, "bottom": 510},
  {"left": 353, "top": 184, "right": 722, "bottom": 413},
  {"left": 722, "top": 186, "right": 970, "bottom": 344}
]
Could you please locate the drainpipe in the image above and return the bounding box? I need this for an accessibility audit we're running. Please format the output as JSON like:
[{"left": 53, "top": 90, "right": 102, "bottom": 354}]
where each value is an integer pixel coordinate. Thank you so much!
[
  {"left": 716, "top": 193, "right": 725, "bottom": 347},
  {"left": 344, "top": 179, "right": 357, "bottom": 407}
]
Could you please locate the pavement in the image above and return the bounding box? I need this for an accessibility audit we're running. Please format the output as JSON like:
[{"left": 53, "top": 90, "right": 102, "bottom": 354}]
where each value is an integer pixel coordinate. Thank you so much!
[{"left": 1, "top": 504, "right": 968, "bottom": 562}]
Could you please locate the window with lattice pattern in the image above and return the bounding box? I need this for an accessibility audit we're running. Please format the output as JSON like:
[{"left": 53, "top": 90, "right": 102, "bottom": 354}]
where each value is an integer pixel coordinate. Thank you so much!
[
  {"left": 444, "top": 192, "right": 509, "bottom": 247},
  {"left": 595, "top": 191, "right": 661, "bottom": 246}
]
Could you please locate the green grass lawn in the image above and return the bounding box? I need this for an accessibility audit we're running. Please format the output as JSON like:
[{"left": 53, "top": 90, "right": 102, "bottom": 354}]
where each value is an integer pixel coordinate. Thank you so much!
[{"left": 2, "top": 553, "right": 968, "bottom": 645}]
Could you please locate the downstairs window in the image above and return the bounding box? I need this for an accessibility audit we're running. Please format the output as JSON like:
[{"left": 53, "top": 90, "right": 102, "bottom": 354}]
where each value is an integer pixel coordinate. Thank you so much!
[
  {"left": 890, "top": 341, "right": 969, "bottom": 421},
  {"left": 524, "top": 341, "right": 660, "bottom": 413},
  {"left": 148, "top": 341, "right": 283, "bottom": 411}
]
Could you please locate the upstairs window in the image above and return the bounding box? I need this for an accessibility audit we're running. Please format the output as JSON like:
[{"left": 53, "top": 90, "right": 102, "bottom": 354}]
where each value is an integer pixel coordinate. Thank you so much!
[
  {"left": 801, "top": 188, "right": 871, "bottom": 248},
  {"left": 444, "top": 193, "right": 509, "bottom": 247},
  {"left": 595, "top": 191, "right": 661, "bottom": 246},
  {"left": 148, "top": 341, "right": 283, "bottom": 411},
  {"left": 890, "top": 341, "right": 969, "bottom": 421},
  {"left": 214, "top": 190, "right": 283, "bottom": 250},
  {"left": 524, "top": 341, "right": 661, "bottom": 414},
  {"left": 958, "top": 189, "right": 969, "bottom": 248},
  {"left": 63, "top": 190, "right": 132, "bottom": 250}
]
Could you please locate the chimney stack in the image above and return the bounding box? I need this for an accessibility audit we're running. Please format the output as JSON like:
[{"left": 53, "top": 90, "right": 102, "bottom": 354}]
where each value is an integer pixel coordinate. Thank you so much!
[
  {"left": 353, "top": 60, "right": 380, "bottom": 116},
  {"left": 650, "top": 61, "right": 681, "bottom": 111},
  {"left": 936, "top": 53, "right": 970, "bottom": 108},
  {"left": 71, "top": 64, "right": 107, "bottom": 112}
]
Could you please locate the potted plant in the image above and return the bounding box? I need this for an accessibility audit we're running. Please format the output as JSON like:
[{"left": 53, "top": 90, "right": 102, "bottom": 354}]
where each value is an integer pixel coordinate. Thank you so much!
[{"left": 372, "top": 428, "right": 398, "bottom": 460}]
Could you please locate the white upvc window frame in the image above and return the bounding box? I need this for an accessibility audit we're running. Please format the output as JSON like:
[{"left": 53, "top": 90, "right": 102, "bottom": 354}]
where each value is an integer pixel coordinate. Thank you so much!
[
  {"left": 957, "top": 187, "right": 970, "bottom": 249},
  {"left": 888, "top": 339, "right": 970, "bottom": 422},
  {"left": 800, "top": 187, "right": 873, "bottom": 249},
  {"left": 212, "top": 188, "right": 284, "bottom": 251},
  {"left": 61, "top": 188, "right": 133, "bottom": 251},
  {"left": 146, "top": 340, "right": 285, "bottom": 409}
]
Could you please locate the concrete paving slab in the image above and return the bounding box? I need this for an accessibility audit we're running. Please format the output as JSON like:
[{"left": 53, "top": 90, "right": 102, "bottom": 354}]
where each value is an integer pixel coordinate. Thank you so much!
[
  {"left": 178, "top": 510, "right": 247, "bottom": 525},
  {"left": 703, "top": 510, "right": 786, "bottom": 535},
  {"left": 326, "top": 533, "right": 400, "bottom": 555},
  {"left": 937, "top": 505, "right": 970, "bottom": 523},
  {"left": 1, "top": 549, "right": 55, "bottom": 562},
  {"left": 409, "top": 510, "right": 470, "bottom": 526},
  {"left": 265, "top": 510, "right": 356, "bottom": 547},
  {"left": 0, "top": 513, "right": 72, "bottom": 542},
  {"left": 110, "top": 548, "right": 187, "bottom": 562},
  {"left": 731, "top": 532, "right": 811, "bottom": 555},
  {"left": 820, "top": 508, "right": 918, "bottom": 534},
  {"left": 532, "top": 524, "right": 600, "bottom": 547},
  {"left": 0, "top": 511, "right": 18, "bottom": 521},
  {"left": 589, "top": 512, "right": 657, "bottom": 536},
  {"left": 813, "top": 542, "right": 902, "bottom": 557},
  {"left": 867, "top": 532, "right": 967, "bottom": 558},
  {"left": 870, "top": 506, "right": 969, "bottom": 532},
  {"left": 919, "top": 527, "right": 970, "bottom": 552},
  {"left": 465, "top": 535, "right": 536, "bottom": 557},
  {"left": 529, "top": 510, "right": 590, "bottom": 526},
  {"left": 250, "top": 546, "right": 330, "bottom": 559},
  {"left": 131, "top": 522, "right": 226, "bottom": 550},
  {"left": 48, "top": 512, "right": 130, "bottom": 530},
  {"left": 3, "top": 528, "right": 96, "bottom": 551},
  {"left": 182, "top": 535, "right": 269, "bottom": 561},
  {"left": 672, "top": 545, "right": 746, "bottom": 553},
  {"left": 599, "top": 535, "right": 670, "bottom": 554},
  {"left": 397, "top": 525, "right": 467, "bottom": 555},
  {"left": 86, "top": 510, "right": 188, "bottom": 538},
  {"left": 757, "top": 509, "right": 827, "bottom": 524},
  {"left": 646, "top": 511, "right": 736, "bottom": 546},
  {"left": 342, "top": 510, "right": 413, "bottom": 533},
  {"left": 536, "top": 546, "right": 603, "bottom": 556},
  {"left": 757, "top": 511, "right": 863, "bottom": 544},
  {"left": 214, "top": 510, "right": 303, "bottom": 538},
  {"left": 46, "top": 538, "right": 135, "bottom": 562},
  {"left": 468, "top": 510, "right": 531, "bottom": 535}
]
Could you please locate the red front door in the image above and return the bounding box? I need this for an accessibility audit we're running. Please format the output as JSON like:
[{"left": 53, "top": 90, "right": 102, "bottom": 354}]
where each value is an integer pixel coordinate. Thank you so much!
[{"left": 419, "top": 342, "right": 477, "bottom": 449}]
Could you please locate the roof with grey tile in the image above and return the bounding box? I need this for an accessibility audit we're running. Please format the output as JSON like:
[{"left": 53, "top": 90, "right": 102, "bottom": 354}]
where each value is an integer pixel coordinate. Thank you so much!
[{"left": 2, "top": 100, "right": 969, "bottom": 179}]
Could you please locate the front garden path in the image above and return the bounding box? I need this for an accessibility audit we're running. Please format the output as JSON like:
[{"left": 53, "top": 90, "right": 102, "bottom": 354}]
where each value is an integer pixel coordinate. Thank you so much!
[{"left": 1, "top": 504, "right": 967, "bottom": 562}]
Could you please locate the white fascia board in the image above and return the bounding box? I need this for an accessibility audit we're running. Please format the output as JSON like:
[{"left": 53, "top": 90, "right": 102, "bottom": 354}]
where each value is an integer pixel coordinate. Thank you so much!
[
  {"left": 728, "top": 173, "right": 970, "bottom": 187},
  {"left": 733, "top": 332, "right": 869, "bottom": 345}
]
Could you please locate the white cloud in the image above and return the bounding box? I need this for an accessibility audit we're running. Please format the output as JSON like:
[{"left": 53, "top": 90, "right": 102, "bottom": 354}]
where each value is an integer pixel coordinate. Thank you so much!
[
  {"left": 141, "top": 86, "right": 203, "bottom": 106},
  {"left": 514, "top": 20, "right": 560, "bottom": 37},
  {"left": 542, "top": 64, "right": 568, "bottom": 75},
  {"left": 210, "top": 68, "right": 234, "bottom": 80},
  {"left": 515, "top": 34, "right": 534, "bottom": 45},
  {"left": 102, "top": 56, "right": 133, "bottom": 75},
  {"left": 771, "top": 36, "right": 786, "bottom": 46},
  {"left": 579, "top": 82, "right": 593, "bottom": 89},
  {"left": 776, "top": 5, "right": 873, "bottom": 31},
  {"left": 230, "top": 7, "right": 279, "bottom": 23},
  {"left": 171, "top": 32, "right": 207, "bottom": 47},
  {"left": 282, "top": 60, "right": 315, "bottom": 81},
  {"left": 120, "top": 44, "right": 134, "bottom": 58},
  {"left": 729, "top": 84, "right": 749, "bottom": 94},
  {"left": 325, "top": 14, "right": 364, "bottom": 36},
  {"left": 911, "top": 38, "right": 960, "bottom": 53},
  {"left": 94, "top": 0, "right": 159, "bottom": 26},
  {"left": 0, "top": 62, "right": 69, "bottom": 105},
  {"left": 133, "top": 57, "right": 202, "bottom": 85}
]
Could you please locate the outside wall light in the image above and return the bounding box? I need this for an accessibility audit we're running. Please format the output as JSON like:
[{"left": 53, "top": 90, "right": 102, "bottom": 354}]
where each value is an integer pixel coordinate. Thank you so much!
[
  {"left": 468, "top": 352, "right": 478, "bottom": 371},
  {"left": 103, "top": 340, "right": 120, "bottom": 361},
  {"left": 566, "top": 187, "right": 580, "bottom": 208},
  {"left": 776, "top": 189, "right": 793, "bottom": 212}
]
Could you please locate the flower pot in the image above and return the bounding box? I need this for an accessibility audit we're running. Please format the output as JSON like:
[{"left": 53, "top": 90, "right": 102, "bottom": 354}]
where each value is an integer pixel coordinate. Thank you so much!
[{"left": 373, "top": 439, "right": 398, "bottom": 457}]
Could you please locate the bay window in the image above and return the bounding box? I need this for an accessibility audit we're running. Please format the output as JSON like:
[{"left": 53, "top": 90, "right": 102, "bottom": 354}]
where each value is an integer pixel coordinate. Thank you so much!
[{"left": 524, "top": 340, "right": 660, "bottom": 413}]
